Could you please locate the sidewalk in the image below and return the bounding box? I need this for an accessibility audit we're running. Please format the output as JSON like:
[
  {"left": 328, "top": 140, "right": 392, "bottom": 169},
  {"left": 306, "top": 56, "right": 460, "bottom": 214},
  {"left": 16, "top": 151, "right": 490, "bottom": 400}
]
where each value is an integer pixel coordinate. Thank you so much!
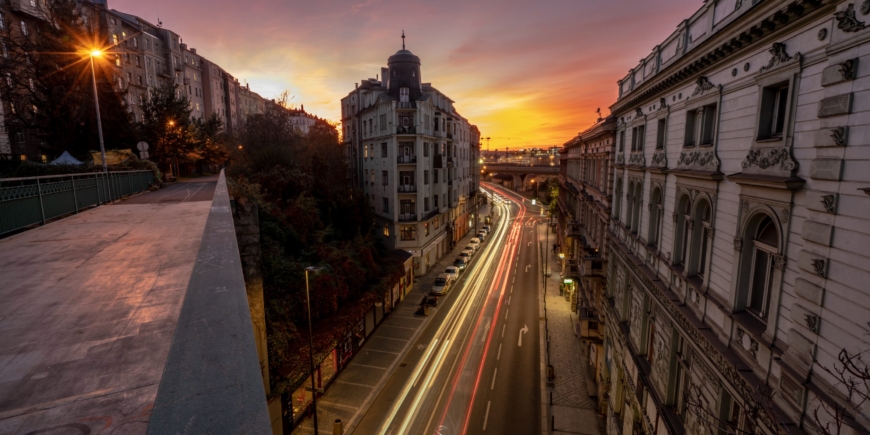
[
  {"left": 538, "top": 223, "right": 605, "bottom": 435},
  {"left": 292, "top": 205, "right": 493, "bottom": 434}
]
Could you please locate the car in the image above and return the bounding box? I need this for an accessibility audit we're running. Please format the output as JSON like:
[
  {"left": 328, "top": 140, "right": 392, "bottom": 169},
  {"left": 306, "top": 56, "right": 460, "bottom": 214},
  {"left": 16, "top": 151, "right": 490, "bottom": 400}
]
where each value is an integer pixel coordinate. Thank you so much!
[
  {"left": 444, "top": 266, "right": 460, "bottom": 280},
  {"left": 483, "top": 225, "right": 491, "bottom": 232},
  {"left": 453, "top": 258, "right": 468, "bottom": 270},
  {"left": 469, "top": 238, "right": 481, "bottom": 247},
  {"left": 476, "top": 233, "right": 486, "bottom": 242},
  {"left": 458, "top": 250, "right": 473, "bottom": 261},
  {"left": 431, "top": 273, "right": 452, "bottom": 295},
  {"left": 465, "top": 244, "right": 478, "bottom": 254}
]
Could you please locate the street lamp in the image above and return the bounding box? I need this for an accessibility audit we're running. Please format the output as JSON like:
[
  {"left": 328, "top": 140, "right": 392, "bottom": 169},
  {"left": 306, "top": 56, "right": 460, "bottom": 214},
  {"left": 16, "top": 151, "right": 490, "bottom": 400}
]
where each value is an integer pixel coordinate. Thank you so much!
[
  {"left": 88, "top": 49, "right": 107, "bottom": 173},
  {"left": 304, "top": 266, "right": 326, "bottom": 432}
]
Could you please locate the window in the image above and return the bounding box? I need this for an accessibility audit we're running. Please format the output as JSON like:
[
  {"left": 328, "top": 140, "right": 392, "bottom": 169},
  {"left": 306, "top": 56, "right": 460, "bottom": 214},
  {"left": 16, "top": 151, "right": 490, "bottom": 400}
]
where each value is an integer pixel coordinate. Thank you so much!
[
  {"left": 673, "top": 335, "right": 692, "bottom": 420},
  {"left": 382, "top": 197, "right": 389, "bottom": 213},
  {"left": 614, "top": 178, "right": 623, "bottom": 220},
  {"left": 381, "top": 143, "right": 388, "bottom": 157},
  {"left": 746, "top": 216, "right": 778, "bottom": 319},
  {"left": 424, "top": 170, "right": 429, "bottom": 185},
  {"left": 718, "top": 390, "right": 745, "bottom": 435},
  {"left": 700, "top": 104, "right": 717, "bottom": 145},
  {"left": 648, "top": 188, "right": 663, "bottom": 247},
  {"left": 20, "top": 21, "right": 28, "bottom": 36},
  {"left": 434, "top": 169, "right": 439, "bottom": 184},
  {"left": 631, "top": 126, "right": 644, "bottom": 151},
  {"left": 400, "top": 87, "right": 409, "bottom": 103},
  {"left": 112, "top": 33, "right": 118, "bottom": 45},
  {"left": 684, "top": 109, "right": 697, "bottom": 147},
  {"left": 424, "top": 222, "right": 430, "bottom": 236},
  {"left": 619, "top": 130, "right": 625, "bottom": 152},
  {"left": 434, "top": 194, "right": 439, "bottom": 208},
  {"left": 380, "top": 114, "right": 386, "bottom": 130},
  {"left": 656, "top": 119, "right": 666, "bottom": 149},
  {"left": 400, "top": 225, "right": 416, "bottom": 241},
  {"left": 382, "top": 171, "right": 388, "bottom": 186},
  {"left": 424, "top": 197, "right": 429, "bottom": 211},
  {"left": 758, "top": 83, "right": 789, "bottom": 140},
  {"left": 115, "top": 54, "right": 121, "bottom": 67}
]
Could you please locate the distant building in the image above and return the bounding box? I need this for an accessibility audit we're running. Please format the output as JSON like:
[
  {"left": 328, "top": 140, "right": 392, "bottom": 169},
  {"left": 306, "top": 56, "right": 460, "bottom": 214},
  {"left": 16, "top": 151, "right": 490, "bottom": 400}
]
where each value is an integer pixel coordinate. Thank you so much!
[{"left": 341, "top": 45, "right": 481, "bottom": 276}]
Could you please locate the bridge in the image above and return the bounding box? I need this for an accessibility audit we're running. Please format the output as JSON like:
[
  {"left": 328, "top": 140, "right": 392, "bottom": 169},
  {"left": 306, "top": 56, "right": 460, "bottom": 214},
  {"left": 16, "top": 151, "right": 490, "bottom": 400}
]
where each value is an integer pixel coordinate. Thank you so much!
[{"left": 482, "top": 164, "right": 559, "bottom": 191}]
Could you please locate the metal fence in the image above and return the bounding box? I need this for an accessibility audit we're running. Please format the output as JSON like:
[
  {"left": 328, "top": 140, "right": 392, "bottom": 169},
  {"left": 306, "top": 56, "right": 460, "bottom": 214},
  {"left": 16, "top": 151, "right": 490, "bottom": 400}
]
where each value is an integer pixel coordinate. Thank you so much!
[{"left": 0, "top": 170, "right": 155, "bottom": 237}]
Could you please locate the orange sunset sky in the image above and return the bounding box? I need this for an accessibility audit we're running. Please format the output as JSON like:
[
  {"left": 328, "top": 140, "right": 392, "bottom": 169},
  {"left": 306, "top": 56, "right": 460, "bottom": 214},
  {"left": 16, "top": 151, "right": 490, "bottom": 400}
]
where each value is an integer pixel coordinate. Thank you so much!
[{"left": 110, "top": 0, "right": 701, "bottom": 149}]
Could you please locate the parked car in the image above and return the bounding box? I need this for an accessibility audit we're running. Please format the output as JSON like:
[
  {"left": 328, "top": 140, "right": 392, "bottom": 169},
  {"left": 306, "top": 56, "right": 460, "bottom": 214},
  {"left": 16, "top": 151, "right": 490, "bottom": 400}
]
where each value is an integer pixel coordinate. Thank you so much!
[
  {"left": 475, "top": 233, "right": 486, "bottom": 242},
  {"left": 465, "top": 244, "right": 478, "bottom": 254},
  {"left": 453, "top": 258, "right": 468, "bottom": 270},
  {"left": 469, "top": 238, "right": 481, "bottom": 248},
  {"left": 444, "top": 266, "right": 460, "bottom": 280},
  {"left": 459, "top": 250, "right": 473, "bottom": 262},
  {"left": 431, "top": 273, "right": 453, "bottom": 295},
  {"left": 482, "top": 225, "right": 491, "bottom": 232}
]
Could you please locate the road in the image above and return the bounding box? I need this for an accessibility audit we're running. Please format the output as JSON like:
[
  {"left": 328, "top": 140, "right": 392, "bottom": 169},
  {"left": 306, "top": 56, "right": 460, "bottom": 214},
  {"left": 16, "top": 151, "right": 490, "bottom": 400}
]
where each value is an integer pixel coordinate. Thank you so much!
[{"left": 353, "top": 183, "right": 545, "bottom": 435}]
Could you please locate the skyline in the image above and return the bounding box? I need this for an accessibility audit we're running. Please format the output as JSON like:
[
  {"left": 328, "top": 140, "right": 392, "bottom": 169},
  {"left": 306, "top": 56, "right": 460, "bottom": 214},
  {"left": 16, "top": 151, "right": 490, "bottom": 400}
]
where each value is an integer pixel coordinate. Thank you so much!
[{"left": 109, "top": 0, "right": 701, "bottom": 148}]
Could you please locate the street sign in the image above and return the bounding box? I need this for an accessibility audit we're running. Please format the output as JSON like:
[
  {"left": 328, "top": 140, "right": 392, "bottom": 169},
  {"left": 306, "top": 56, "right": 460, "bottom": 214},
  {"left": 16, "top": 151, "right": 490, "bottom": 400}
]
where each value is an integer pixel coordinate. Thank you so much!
[
  {"left": 136, "top": 141, "right": 149, "bottom": 151},
  {"left": 140, "top": 151, "right": 149, "bottom": 159}
]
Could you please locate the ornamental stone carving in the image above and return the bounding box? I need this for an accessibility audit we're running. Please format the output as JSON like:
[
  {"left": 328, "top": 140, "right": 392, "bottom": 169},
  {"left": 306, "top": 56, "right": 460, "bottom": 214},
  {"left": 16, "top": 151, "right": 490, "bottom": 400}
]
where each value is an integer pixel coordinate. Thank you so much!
[
  {"left": 616, "top": 154, "right": 625, "bottom": 165},
  {"left": 659, "top": 98, "right": 668, "bottom": 109},
  {"left": 821, "top": 194, "right": 837, "bottom": 213},
  {"left": 805, "top": 313, "right": 820, "bottom": 333},
  {"left": 830, "top": 127, "right": 848, "bottom": 146},
  {"left": 760, "top": 42, "right": 793, "bottom": 73},
  {"left": 692, "top": 76, "right": 716, "bottom": 96},
  {"left": 862, "top": 0, "right": 870, "bottom": 14},
  {"left": 779, "top": 208, "right": 790, "bottom": 224},
  {"left": 733, "top": 238, "right": 743, "bottom": 251},
  {"left": 677, "top": 150, "right": 720, "bottom": 171},
  {"left": 773, "top": 254, "right": 787, "bottom": 270},
  {"left": 741, "top": 147, "right": 797, "bottom": 171},
  {"left": 838, "top": 59, "right": 857, "bottom": 81},
  {"left": 651, "top": 150, "right": 667, "bottom": 168},
  {"left": 628, "top": 152, "right": 645, "bottom": 166},
  {"left": 835, "top": 3, "right": 866, "bottom": 32},
  {"left": 812, "top": 259, "right": 827, "bottom": 277},
  {"left": 635, "top": 108, "right": 644, "bottom": 118}
]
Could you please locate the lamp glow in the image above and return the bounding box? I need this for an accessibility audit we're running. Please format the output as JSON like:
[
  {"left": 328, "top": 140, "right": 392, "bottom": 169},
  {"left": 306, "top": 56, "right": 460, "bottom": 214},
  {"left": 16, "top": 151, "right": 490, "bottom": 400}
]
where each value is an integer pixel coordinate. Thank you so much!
[{"left": 90, "top": 49, "right": 102, "bottom": 57}]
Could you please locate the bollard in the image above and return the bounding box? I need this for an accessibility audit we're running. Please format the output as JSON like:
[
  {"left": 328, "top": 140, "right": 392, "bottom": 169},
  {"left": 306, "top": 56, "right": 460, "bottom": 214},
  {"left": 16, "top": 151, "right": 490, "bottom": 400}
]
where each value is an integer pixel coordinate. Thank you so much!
[{"left": 333, "top": 419, "right": 343, "bottom": 435}]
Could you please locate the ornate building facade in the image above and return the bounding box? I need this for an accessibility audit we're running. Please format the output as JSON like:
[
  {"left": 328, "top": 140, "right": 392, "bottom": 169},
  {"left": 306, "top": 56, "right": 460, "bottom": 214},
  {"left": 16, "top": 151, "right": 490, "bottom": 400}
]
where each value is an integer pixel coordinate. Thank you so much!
[
  {"left": 341, "top": 46, "right": 481, "bottom": 276},
  {"left": 561, "top": 1, "right": 870, "bottom": 434}
]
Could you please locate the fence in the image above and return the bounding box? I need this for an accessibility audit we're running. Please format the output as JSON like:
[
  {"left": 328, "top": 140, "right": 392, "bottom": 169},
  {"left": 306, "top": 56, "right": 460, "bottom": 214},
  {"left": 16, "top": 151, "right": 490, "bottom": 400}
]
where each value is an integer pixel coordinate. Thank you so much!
[{"left": 0, "top": 170, "right": 155, "bottom": 237}]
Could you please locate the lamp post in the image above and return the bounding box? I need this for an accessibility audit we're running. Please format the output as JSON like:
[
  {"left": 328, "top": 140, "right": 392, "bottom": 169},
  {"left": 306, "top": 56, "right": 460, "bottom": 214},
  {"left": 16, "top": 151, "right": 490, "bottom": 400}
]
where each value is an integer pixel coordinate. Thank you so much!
[
  {"left": 304, "top": 266, "right": 325, "bottom": 432},
  {"left": 89, "top": 50, "right": 107, "bottom": 173}
]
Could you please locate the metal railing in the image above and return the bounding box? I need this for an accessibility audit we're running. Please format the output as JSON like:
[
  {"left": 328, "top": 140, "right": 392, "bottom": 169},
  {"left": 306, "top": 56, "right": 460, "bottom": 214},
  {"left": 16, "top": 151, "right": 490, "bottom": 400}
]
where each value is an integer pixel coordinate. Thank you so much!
[
  {"left": 397, "top": 155, "right": 417, "bottom": 164},
  {"left": 0, "top": 170, "right": 155, "bottom": 237},
  {"left": 398, "top": 185, "right": 417, "bottom": 193},
  {"left": 398, "top": 212, "right": 418, "bottom": 222}
]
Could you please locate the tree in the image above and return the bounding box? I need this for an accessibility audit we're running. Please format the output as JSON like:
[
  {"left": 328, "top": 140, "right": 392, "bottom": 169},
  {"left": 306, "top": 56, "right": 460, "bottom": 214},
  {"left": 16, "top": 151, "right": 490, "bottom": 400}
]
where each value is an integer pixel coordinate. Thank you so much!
[
  {"left": 0, "top": 0, "right": 135, "bottom": 160},
  {"left": 811, "top": 323, "right": 870, "bottom": 435},
  {"left": 191, "top": 114, "right": 229, "bottom": 170},
  {"left": 139, "top": 83, "right": 195, "bottom": 175}
]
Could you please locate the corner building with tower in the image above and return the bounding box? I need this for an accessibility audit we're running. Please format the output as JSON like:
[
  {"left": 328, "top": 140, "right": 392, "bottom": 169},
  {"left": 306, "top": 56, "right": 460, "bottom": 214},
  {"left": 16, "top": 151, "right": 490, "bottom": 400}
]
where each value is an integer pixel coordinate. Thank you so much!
[
  {"left": 558, "top": 1, "right": 870, "bottom": 434},
  {"left": 341, "top": 44, "right": 481, "bottom": 277}
]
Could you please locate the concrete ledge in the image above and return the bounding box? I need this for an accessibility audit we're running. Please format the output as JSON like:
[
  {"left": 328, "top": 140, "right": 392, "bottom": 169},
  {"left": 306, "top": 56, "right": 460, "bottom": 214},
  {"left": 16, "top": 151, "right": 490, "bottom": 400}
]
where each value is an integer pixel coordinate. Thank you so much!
[{"left": 146, "top": 170, "right": 271, "bottom": 435}]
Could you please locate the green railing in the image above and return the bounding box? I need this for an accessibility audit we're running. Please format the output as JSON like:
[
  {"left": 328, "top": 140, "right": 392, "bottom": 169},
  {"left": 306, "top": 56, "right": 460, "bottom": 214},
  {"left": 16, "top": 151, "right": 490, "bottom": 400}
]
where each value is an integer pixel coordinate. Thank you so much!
[{"left": 0, "top": 170, "right": 155, "bottom": 236}]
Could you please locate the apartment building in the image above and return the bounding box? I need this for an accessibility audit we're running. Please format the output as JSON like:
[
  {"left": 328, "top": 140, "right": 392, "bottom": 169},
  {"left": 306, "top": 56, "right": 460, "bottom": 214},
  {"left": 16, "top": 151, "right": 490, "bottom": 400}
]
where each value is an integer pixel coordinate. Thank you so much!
[
  {"left": 341, "top": 46, "right": 481, "bottom": 276},
  {"left": 581, "top": 1, "right": 870, "bottom": 434}
]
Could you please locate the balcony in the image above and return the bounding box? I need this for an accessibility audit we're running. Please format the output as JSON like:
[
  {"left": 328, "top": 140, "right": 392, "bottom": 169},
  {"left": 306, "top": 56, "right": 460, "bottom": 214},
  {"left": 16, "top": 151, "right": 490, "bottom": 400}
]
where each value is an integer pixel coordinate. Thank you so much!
[
  {"left": 183, "top": 77, "right": 190, "bottom": 85},
  {"left": 566, "top": 220, "right": 583, "bottom": 238},
  {"left": 446, "top": 132, "right": 453, "bottom": 140},
  {"left": 396, "top": 126, "right": 416, "bottom": 135},
  {"left": 157, "top": 69, "right": 171, "bottom": 78},
  {"left": 434, "top": 155, "right": 447, "bottom": 169},
  {"left": 566, "top": 259, "right": 580, "bottom": 277},
  {"left": 398, "top": 185, "right": 417, "bottom": 193},
  {"left": 397, "top": 102, "right": 415, "bottom": 109},
  {"left": 578, "top": 307, "right": 601, "bottom": 340},
  {"left": 399, "top": 213, "right": 418, "bottom": 222},
  {"left": 580, "top": 256, "right": 606, "bottom": 278},
  {"left": 398, "top": 155, "right": 417, "bottom": 164},
  {"left": 421, "top": 208, "right": 439, "bottom": 221}
]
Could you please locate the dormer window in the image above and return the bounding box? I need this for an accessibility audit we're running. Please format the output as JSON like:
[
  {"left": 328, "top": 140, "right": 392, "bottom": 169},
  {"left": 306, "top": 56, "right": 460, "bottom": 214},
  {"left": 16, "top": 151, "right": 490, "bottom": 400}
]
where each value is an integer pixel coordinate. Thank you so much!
[{"left": 400, "top": 87, "right": 409, "bottom": 103}]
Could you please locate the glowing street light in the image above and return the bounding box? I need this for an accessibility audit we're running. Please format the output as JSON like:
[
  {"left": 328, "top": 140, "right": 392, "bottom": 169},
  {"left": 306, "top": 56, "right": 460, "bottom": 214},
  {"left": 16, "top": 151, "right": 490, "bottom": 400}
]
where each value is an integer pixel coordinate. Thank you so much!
[{"left": 89, "top": 48, "right": 107, "bottom": 173}]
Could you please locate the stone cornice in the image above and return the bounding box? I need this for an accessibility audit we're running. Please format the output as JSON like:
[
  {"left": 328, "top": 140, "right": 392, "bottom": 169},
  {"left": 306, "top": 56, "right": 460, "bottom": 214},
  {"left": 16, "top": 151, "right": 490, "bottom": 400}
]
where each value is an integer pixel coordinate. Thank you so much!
[{"left": 610, "top": 0, "right": 829, "bottom": 115}]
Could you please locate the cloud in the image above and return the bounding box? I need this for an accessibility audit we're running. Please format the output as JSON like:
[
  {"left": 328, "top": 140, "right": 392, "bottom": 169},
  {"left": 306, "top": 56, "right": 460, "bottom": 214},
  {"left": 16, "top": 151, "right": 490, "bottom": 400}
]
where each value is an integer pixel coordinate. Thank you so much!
[{"left": 108, "top": 0, "right": 700, "bottom": 147}]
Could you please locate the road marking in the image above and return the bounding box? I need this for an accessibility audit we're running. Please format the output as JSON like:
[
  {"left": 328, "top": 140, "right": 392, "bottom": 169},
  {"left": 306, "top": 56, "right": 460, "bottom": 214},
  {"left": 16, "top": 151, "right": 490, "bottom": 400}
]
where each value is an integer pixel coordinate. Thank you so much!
[
  {"left": 505, "top": 308, "right": 509, "bottom": 320},
  {"left": 491, "top": 368, "right": 498, "bottom": 390},
  {"left": 508, "top": 296, "right": 511, "bottom": 305},
  {"left": 497, "top": 343, "right": 502, "bottom": 360},
  {"left": 483, "top": 401, "right": 491, "bottom": 431},
  {"left": 481, "top": 321, "right": 491, "bottom": 343},
  {"left": 525, "top": 264, "right": 530, "bottom": 272},
  {"left": 502, "top": 325, "right": 506, "bottom": 338},
  {"left": 518, "top": 324, "right": 529, "bottom": 346}
]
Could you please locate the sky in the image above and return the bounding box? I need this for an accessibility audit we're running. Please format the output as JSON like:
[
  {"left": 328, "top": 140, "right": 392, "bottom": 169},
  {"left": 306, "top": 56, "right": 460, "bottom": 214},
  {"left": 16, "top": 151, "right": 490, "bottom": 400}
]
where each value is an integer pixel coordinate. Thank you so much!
[{"left": 109, "top": 0, "right": 701, "bottom": 149}]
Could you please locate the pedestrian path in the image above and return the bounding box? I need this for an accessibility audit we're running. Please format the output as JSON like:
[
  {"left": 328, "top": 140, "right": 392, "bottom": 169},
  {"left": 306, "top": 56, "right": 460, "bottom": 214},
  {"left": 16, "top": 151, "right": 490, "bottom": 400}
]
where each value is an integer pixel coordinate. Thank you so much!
[
  {"left": 538, "top": 223, "right": 605, "bottom": 435},
  {"left": 292, "top": 206, "right": 493, "bottom": 434}
]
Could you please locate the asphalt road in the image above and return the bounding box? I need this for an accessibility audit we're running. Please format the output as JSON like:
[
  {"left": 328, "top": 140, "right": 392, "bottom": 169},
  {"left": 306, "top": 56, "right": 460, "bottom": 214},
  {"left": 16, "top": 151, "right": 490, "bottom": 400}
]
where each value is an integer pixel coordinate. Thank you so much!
[{"left": 353, "top": 185, "right": 542, "bottom": 435}]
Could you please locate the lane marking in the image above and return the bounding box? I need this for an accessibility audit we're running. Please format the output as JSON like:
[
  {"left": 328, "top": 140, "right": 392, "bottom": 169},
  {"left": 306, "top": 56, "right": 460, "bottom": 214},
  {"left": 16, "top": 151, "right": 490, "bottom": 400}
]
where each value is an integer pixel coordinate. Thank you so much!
[
  {"left": 505, "top": 308, "right": 509, "bottom": 320},
  {"left": 508, "top": 296, "right": 511, "bottom": 306},
  {"left": 483, "top": 401, "right": 492, "bottom": 431},
  {"left": 491, "top": 367, "right": 498, "bottom": 390},
  {"left": 497, "top": 343, "right": 502, "bottom": 360},
  {"left": 518, "top": 324, "right": 529, "bottom": 347},
  {"left": 502, "top": 325, "right": 505, "bottom": 338}
]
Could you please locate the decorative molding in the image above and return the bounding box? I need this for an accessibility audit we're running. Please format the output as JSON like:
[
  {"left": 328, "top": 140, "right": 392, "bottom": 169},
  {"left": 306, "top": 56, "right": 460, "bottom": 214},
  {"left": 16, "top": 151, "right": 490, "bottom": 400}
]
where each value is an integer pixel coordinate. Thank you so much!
[
  {"left": 812, "top": 259, "right": 826, "bottom": 277},
  {"left": 830, "top": 127, "right": 847, "bottom": 146},
  {"left": 742, "top": 201, "right": 750, "bottom": 214},
  {"left": 862, "top": 0, "right": 870, "bottom": 15},
  {"left": 616, "top": 154, "right": 625, "bottom": 165},
  {"left": 779, "top": 208, "right": 789, "bottom": 224},
  {"left": 837, "top": 59, "right": 857, "bottom": 81},
  {"left": 835, "top": 3, "right": 866, "bottom": 33},
  {"left": 677, "top": 150, "right": 720, "bottom": 170},
  {"left": 659, "top": 97, "right": 668, "bottom": 110},
  {"left": 628, "top": 152, "right": 646, "bottom": 166},
  {"left": 635, "top": 108, "right": 644, "bottom": 118},
  {"left": 804, "top": 313, "right": 820, "bottom": 334},
  {"left": 760, "top": 42, "right": 793, "bottom": 73},
  {"left": 733, "top": 238, "right": 744, "bottom": 251},
  {"left": 821, "top": 194, "right": 836, "bottom": 213},
  {"left": 651, "top": 150, "right": 667, "bottom": 168},
  {"left": 818, "top": 28, "right": 828, "bottom": 40},
  {"left": 737, "top": 328, "right": 759, "bottom": 358},
  {"left": 692, "top": 76, "right": 716, "bottom": 96},
  {"left": 741, "top": 148, "right": 797, "bottom": 171},
  {"left": 773, "top": 254, "right": 787, "bottom": 270}
]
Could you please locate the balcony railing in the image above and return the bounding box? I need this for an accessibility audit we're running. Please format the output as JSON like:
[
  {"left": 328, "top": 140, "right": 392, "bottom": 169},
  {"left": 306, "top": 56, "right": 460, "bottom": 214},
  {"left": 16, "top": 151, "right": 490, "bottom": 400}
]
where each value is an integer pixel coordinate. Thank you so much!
[
  {"left": 434, "top": 155, "right": 446, "bottom": 169},
  {"left": 446, "top": 133, "right": 453, "bottom": 140},
  {"left": 397, "top": 102, "right": 414, "bottom": 109},
  {"left": 398, "top": 185, "right": 417, "bottom": 193},
  {"left": 399, "top": 212, "right": 418, "bottom": 222},
  {"left": 396, "top": 126, "right": 416, "bottom": 134},
  {"left": 421, "top": 208, "right": 438, "bottom": 221},
  {"left": 566, "top": 220, "right": 583, "bottom": 238},
  {"left": 398, "top": 155, "right": 417, "bottom": 164},
  {"left": 580, "top": 256, "right": 606, "bottom": 278},
  {"left": 577, "top": 307, "right": 600, "bottom": 340}
]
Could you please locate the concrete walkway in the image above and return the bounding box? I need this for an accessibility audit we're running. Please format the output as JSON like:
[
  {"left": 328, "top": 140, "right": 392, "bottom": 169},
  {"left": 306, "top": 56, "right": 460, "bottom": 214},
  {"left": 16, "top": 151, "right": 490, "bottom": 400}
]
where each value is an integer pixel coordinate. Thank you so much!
[
  {"left": 538, "top": 223, "right": 605, "bottom": 435},
  {"left": 292, "top": 205, "right": 492, "bottom": 435},
  {"left": 0, "top": 176, "right": 217, "bottom": 434}
]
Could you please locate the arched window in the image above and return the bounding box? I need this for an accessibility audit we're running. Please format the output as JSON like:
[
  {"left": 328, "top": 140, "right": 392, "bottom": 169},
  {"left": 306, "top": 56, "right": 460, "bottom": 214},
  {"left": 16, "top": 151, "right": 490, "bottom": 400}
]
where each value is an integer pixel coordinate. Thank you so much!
[
  {"left": 648, "top": 188, "right": 663, "bottom": 247},
  {"left": 625, "top": 181, "right": 634, "bottom": 228},
  {"left": 747, "top": 216, "right": 778, "bottom": 318},
  {"left": 675, "top": 196, "right": 691, "bottom": 266},
  {"left": 695, "top": 200, "right": 712, "bottom": 278},
  {"left": 631, "top": 183, "right": 642, "bottom": 232}
]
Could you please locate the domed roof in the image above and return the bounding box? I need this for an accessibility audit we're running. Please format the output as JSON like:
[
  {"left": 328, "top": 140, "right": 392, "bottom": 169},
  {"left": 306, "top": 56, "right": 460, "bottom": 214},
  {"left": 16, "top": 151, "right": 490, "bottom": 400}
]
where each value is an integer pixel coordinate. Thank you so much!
[{"left": 388, "top": 49, "right": 420, "bottom": 65}]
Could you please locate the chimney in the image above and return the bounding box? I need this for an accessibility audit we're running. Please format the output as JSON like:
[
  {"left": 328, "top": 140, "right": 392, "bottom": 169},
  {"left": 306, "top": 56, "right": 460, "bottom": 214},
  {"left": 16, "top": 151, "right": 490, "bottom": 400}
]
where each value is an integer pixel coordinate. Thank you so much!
[{"left": 190, "top": 48, "right": 197, "bottom": 54}]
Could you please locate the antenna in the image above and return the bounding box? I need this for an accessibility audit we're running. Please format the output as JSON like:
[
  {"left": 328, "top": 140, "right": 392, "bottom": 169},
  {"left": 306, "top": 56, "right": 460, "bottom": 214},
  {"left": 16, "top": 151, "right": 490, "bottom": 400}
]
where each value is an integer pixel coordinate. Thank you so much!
[{"left": 401, "top": 30, "right": 406, "bottom": 50}]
